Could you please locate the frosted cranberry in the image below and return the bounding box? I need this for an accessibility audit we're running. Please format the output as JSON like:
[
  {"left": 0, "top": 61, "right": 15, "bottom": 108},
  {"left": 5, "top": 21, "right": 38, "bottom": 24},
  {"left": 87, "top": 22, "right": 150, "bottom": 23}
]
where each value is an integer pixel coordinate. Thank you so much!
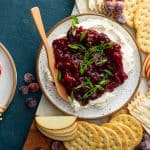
[
  {"left": 114, "top": 1, "right": 124, "bottom": 13},
  {"left": 26, "top": 98, "right": 38, "bottom": 108},
  {"left": 24, "top": 73, "right": 35, "bottom": 84},
  {"left": 28, "top": 83, "right": 40, "bottom": 92},
  {"left": 19, "top": 86, "right": 28, "bottom": 95},
  {"left": 115, "top": 13, "right": 126, "bottom": 24},
  {"left": 105, "top": 1, "right": 115, "bottom": 13}
]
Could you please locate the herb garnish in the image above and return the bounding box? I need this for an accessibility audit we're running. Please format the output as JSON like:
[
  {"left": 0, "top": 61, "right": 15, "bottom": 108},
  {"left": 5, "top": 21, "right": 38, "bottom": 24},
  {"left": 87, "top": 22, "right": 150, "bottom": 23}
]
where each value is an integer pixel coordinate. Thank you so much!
[
  {"left": 57, "top": 70, "right": 62, "bottom": 81},
  {"left": 104, "top": 69, "right": 113, "bottom": 76},
  {"left": 98, "top": 58, "right": 107, "bottom": 65},
  {"left": 80, "top": 31, "right": 87, "bottom": 42},
  {"left": 80, "top": 58, "right": 94, "bottom": 75},
  {"left": 72, "top": 76, "right": 111, "bottom": 100},
  {"left": 90, "top": 41, "right": 114, "bottom": 54},
  {"left": 71, "top": 16, "right": 79, "bottom": 29},
  {"left": 82, "top": 78, "right": 109, "bottom": 100},
  {"left": 79, "top": 42, "right": 114, "bottom": 75},
  {"left": 68, "top": 43, "right": 86, "bottom": 51}
]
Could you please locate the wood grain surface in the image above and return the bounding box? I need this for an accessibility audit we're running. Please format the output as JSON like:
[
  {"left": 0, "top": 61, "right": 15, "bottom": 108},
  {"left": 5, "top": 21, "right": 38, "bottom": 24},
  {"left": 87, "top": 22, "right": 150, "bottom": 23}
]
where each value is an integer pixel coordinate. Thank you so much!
[{"left": 23, "top": 121, "right": 51, "bottom": 150}]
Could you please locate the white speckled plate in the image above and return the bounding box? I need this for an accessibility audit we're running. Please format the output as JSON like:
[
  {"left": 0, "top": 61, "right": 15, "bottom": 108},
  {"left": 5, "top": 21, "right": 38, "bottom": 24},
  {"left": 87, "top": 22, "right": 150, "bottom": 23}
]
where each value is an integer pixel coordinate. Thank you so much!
[
  {"left": 37, "top": 14, "right": 141, "bottom": 119},
  {"left": 0, "top": 43, "right": 17, "bottom": 113}
]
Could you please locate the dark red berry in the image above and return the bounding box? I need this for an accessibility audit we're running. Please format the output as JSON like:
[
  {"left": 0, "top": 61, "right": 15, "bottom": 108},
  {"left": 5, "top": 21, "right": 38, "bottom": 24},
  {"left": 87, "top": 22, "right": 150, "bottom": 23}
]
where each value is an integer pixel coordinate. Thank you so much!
[
  {"left": 19, "top": 86, "right": 28, "bottom": 95},
  {"left": 24, "top": 73, "right": 35, "bottom": 84},
  {"left": 25, "top": 98, "right": 38, "bottom": 108},
  {"left": 51, "top": 141, "right": 66, "bottom": 150},
  {"left": 105, "top": 1, "right": 115, "bottom": 14},
  {"left": 114, "top": 1, "right": 124, "bottom": 13},
  {"left": 115, "top": 13, "right": 126, "bottom": 24},
  {"left": 35, "top": 146, "right": 45, "bottom": 150},
  {"left": 28, "top": 83, "right": 40, "bottom": 92}
]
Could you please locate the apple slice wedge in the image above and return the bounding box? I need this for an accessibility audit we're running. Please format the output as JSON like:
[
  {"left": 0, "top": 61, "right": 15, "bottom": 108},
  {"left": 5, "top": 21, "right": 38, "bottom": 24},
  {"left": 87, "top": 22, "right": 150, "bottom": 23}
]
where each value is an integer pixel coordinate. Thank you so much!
[{"left": 35, "top": 116, "right": 77, "bottom": 130}]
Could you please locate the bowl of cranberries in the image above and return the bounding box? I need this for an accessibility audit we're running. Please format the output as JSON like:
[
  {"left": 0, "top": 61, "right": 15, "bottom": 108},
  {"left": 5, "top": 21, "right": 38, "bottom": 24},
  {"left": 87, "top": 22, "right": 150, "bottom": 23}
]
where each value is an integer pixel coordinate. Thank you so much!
[{"left": 37, "top": 14, "right": 141, "bottom": 119}]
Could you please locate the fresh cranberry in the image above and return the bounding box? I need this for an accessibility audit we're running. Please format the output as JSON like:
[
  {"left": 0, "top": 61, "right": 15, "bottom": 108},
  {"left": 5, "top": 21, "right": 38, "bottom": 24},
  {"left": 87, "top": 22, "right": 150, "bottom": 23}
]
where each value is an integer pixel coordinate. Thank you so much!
[
  {"left": 28, "top": 83, "right": 40, "bottom": 92},
  {"left": 19, "top": 86, "right": 29, "bottom": 95},
  {"left": 24, "top": 73, "right": 35, "bottom": 84}
]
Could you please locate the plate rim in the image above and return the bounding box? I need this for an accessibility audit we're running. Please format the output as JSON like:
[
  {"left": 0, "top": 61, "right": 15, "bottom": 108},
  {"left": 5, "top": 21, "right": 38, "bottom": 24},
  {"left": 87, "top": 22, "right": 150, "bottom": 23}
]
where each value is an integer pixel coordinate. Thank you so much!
[
  {"left": 36, "top": 13, "right": 142, "bottom": 119},
  {"left": 0, "top": 42, "right": 17, "bottom": 112}
]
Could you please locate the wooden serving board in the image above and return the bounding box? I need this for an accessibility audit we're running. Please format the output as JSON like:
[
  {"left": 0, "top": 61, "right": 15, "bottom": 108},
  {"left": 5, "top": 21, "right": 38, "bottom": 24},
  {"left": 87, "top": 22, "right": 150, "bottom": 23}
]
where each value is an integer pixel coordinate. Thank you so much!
[{"left": 23, "top": 121, "right": 51, "bottom": 150}]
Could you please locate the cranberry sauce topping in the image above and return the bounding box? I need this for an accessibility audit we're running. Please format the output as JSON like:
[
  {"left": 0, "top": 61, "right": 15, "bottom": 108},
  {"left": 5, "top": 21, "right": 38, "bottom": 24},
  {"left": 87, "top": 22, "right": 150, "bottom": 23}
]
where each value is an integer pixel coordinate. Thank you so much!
[{"left": 53, "top": 26, "right": 128, "bottom": 106}]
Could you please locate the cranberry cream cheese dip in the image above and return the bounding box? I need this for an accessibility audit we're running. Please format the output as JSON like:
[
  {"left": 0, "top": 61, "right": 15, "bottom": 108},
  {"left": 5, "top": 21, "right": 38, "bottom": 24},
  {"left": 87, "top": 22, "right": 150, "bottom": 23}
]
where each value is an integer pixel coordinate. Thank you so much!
[{"left": 44, "top": 18, "right": 134, "bottom": 111}]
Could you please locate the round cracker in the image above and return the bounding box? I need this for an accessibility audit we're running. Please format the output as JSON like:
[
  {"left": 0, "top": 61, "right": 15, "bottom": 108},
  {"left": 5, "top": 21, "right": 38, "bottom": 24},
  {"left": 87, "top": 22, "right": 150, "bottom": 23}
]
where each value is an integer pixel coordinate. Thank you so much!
[
  {"left": 92, "top": 124, "right": 109, "bottom": 150},
  {"left": 136, "top": 22, "right": 150, "bottom": 53},
  {"left": 101, "top": 127, "right": 122, "bottom": 150},
  {"left": 64, "top": 121, "right": 99, "bottom": 150},
  {"left": 110, "top": 114, "right": 143, "bottom": 146},
  {"left": 116, "top": 123, "right": 136, "bottom": 149},
  {"left": 37, "top": 125, "right": 77, "bottom": 141},
  {"left": 134, "top": 2, "right": 150, "bottom": 29},
  {"left": 101, "top": 123, "right": 128, "bottom": 149},
  {"left": 111, "top": 108, "right": 129, "bottom": 118},
  {"left": 124, "top": 0, "right": 142, "bottom": 28}
]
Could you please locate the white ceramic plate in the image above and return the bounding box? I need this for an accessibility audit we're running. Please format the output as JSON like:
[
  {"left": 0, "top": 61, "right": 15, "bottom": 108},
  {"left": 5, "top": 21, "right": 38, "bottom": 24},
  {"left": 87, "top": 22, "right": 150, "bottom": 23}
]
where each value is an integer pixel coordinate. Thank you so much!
[
  {"left": 37, "top": 14, "right": 141, "bottom": 119},
  {"left": 0, "top": 43, "right": 17, "bottom": 112}
]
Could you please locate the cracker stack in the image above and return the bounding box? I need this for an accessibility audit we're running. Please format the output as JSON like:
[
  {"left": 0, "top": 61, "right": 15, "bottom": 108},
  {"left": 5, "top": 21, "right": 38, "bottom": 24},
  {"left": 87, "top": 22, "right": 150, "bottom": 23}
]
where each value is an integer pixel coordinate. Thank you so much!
[
  {"left": 35, "top": 116, "right": 78, "bottom": 141},
  {"left": 35, "top": 114, "right": 143, "bottom": 149},
  {"left": 124, "top": 0, "right": 150, "bottom": 53},
  {"left": 128, "top": 91, "right": 150, "bottom": 134}
]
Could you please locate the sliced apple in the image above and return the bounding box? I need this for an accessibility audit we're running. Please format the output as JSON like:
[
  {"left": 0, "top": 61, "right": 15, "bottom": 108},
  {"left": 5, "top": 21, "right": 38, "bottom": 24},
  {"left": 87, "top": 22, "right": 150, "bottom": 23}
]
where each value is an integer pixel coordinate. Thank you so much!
[
  {"left": 35, "top": 116, "right": 77, "bottom": 130},
  {"left": 37, "top": 123, "right": 78, "bottom": 137},
  {"left": 38, "top": 122, "right": 78, "bottom": 134},
  {"left": 37, "top": 125, "right": 77, "bottom": 141}
]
